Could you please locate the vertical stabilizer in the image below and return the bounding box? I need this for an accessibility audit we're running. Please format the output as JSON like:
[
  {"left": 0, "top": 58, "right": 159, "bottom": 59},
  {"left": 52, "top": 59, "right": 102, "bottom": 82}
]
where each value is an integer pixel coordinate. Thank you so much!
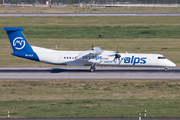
[
  {"left": 4, "top": 27, "right": 39, "bottom": 61},
  {"left": 4, "top": 27, "right": 33, "bottom": 53}
]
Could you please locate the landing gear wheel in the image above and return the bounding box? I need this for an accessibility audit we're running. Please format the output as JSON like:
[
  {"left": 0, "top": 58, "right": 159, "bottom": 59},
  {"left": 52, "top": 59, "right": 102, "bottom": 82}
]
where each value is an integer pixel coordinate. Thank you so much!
[
  {"left": 90, "top": 67, "right": 95, "bottom": 72},
  {"left": 164, "top": 68, "right": 168, "bottom": 72}
]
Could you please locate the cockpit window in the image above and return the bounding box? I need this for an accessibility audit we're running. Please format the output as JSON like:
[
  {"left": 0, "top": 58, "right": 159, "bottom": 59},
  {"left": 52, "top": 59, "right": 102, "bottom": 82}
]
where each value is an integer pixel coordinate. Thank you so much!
[{"left": 158, "top": 57, "right": 166, "bottom": 59}]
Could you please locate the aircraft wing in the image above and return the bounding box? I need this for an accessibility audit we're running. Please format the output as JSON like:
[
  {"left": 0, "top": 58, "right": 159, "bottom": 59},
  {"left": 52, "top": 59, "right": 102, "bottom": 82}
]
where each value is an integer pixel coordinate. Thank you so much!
[
  {"left": 76, "top": 47, "right": 103, "bottom": 59},
  {"left": 88, "top": 47, "right": 103, "bottom": 56}
]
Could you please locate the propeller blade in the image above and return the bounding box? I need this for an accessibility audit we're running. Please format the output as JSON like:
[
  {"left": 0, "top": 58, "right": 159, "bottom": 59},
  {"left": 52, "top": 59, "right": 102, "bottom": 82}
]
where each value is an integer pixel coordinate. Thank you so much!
[
  {"left": 116, "top": 46, "right": 119, "bottom": 53},
  {"left": 112, "top": 46, "right": 121, "bottom": 61}
]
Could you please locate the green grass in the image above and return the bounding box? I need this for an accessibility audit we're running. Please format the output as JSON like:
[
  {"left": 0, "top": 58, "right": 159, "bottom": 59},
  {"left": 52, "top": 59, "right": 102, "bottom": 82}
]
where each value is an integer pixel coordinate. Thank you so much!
[
  {"left": 1, "top": 5, "right": 180, "bottom": 13},
  {"left": 0, "top": 80, "right": 180, "bottom": 118},
  {"left": 1, "top": 16, "right": 180, "bottom": 28},
  {"left": 2, "top": 25, "right": 180, "bottom": 39},
  {"left": 0, "top": 16, "right": 180, "bottom": 66},
  {"left": 1, "top": 99, "right": 180, "bottom": 118},
  {"left": 1, "top": 16, "right": 180, "bottom": 39}
]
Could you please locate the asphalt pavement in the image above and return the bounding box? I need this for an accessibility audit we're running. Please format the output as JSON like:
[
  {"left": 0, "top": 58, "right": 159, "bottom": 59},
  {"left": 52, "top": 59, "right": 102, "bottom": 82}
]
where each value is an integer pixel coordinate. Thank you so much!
[{"left": 0, "top": 67, "right": 180, "bottom": 79}]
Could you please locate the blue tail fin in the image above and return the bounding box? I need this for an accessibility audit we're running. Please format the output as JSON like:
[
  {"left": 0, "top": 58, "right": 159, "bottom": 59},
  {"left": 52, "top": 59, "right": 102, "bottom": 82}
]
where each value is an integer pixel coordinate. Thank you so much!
[
  {"left": 4, "top": 27, "right": 39, "bottom": 61},
  {"left": 4, "top": 27, "right": 33, "bottom": 53}
]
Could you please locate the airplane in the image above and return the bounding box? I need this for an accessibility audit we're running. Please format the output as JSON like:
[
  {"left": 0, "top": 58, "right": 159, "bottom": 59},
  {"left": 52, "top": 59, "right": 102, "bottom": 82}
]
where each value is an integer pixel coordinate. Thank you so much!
[{"left": 4, "top": 27, "right": 176, "bottom": 72}]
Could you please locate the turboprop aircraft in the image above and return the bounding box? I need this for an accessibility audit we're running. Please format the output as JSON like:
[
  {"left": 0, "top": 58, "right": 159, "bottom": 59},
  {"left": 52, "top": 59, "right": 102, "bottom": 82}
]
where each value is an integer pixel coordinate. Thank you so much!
[{"left": 4, "top": 27, "right": 176, "bottom": 72}]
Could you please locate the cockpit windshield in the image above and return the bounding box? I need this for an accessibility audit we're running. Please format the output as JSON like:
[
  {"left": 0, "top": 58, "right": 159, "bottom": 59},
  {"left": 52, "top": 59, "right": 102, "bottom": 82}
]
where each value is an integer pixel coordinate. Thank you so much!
[{"left": 158, "top": 56, "right": 166, "bottom": 59}]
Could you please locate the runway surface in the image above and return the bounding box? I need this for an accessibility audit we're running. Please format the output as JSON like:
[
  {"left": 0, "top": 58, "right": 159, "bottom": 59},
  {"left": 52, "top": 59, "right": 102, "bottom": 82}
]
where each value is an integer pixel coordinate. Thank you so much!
[
  {"left": 0, "top": 67, "right": 180, "bottom": 79},
  {"left": 0, "top": 13, "right": 180, "bottom": 17},
  {"left": 1, "top": 118, "right": 180, "bottom": 120}
]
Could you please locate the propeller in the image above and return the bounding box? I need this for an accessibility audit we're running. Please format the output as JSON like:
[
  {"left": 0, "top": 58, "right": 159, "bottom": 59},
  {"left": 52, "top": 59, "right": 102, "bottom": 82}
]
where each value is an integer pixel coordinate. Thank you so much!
[{"left": 114, "top": 46, "right": 121, "bottom": 61}]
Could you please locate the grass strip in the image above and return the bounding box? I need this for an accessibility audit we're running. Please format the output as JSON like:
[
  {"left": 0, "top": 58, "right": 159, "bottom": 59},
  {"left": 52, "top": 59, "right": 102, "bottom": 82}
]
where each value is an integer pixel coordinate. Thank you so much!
[
  {"left": 0, "top": 79, "right": 180, "bottom": 118},
  {"left": 1, "top": 6, "right": 180, "bottom": 13},
  {"left": 0, "top": 16, "right": 180, "bottom": 66},
  {"left": 1, "top": 25, "right": 180, "bottom": 39}
]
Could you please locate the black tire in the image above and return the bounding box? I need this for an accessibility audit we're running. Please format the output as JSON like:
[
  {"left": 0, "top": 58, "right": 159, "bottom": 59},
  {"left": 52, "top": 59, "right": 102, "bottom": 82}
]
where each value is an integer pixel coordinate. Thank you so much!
[
  {"left": 164, "top": 68, "right": 168, "bottom": 72},
  {"left": 90, "top": 67, "right": 95, "bottom": 72}
]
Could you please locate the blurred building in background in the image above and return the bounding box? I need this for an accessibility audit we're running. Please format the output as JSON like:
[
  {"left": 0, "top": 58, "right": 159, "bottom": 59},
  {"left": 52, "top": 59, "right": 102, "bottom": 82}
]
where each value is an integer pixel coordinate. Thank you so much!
[{"left": 1, "top": 0, "right": 180, "bottom": 7}]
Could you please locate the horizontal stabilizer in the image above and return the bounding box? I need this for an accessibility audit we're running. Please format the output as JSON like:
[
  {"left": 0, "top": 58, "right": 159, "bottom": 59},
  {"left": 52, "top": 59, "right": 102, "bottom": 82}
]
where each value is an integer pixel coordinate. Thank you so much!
[{"left": 4, "top": 27, "right": 24, "bottom": 31}]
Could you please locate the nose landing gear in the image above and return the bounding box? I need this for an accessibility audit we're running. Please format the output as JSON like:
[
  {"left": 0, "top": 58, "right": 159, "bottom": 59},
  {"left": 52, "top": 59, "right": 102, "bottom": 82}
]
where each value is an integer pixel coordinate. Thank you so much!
[{"left": 164, "top": 67, "right": 168, "bottom": 72}]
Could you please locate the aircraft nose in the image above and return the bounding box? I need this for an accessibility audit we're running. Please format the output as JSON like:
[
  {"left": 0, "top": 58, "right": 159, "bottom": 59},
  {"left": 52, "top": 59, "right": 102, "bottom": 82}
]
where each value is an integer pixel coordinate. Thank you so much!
[
  {"left": 171, "top": 62, "right": 176, "bottom": 67},
  {"left": 166, "top": 60, "right": 176, "bottom": 67}
]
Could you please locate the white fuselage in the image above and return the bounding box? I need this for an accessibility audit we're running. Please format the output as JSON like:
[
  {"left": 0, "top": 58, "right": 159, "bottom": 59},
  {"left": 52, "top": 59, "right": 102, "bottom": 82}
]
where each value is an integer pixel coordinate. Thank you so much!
[{"left": 32, "top": 46, "right": 176, "bottom": 67}]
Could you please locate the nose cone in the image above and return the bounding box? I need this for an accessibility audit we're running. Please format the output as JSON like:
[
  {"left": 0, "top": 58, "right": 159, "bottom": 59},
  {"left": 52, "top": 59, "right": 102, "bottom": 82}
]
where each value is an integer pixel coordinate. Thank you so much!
[
  {"left": 166, "top": 60, "right": 176, "bottom": 67},
  {"left": 171, "top": 62, "right": 176, "bottom": 67}
]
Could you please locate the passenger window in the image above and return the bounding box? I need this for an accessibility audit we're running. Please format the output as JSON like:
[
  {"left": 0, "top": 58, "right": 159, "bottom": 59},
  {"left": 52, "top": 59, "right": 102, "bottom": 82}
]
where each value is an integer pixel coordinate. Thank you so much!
[
  {"left": 69, "top": 57, "right": 71, "bottom": 59},
  {"left": 64, "top": 57, "right": 66, "bottom": 59}
]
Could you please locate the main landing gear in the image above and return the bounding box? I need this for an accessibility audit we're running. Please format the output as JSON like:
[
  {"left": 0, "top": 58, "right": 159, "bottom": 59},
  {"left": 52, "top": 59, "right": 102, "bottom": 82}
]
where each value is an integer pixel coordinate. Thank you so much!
[
  {"left": 90, "top": 66, "right": 95, "bottom": 72},
  {"left": 90, "top": 63, "right": 97, "bottom": 72}
]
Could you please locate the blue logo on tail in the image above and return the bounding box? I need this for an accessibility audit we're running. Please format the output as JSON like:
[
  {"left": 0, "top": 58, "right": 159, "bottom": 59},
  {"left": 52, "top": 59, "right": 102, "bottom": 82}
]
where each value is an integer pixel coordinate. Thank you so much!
[{"left": 13, "top": 37, "right": 26, "bottom": 50}]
